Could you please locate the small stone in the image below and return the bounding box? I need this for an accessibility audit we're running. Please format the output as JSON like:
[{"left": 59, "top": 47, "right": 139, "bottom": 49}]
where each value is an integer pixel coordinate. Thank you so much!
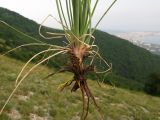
[
  {"left": 17, "top": 95, "right": 29, "bottom": 102},
  {"left": 8, "top": 108, "right": 21, "bottom": 120}
]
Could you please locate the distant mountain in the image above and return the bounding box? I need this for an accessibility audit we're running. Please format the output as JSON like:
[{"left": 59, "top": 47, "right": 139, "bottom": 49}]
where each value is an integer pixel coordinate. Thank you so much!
[{"left": 0, "top": 7, "right": 160, "bottom": 90}]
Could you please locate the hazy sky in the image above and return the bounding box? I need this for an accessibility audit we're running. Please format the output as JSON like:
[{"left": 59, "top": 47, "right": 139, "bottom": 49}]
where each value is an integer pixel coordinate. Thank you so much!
[{"left": 0, "top": 0, "right": 160, "bottom": 32}]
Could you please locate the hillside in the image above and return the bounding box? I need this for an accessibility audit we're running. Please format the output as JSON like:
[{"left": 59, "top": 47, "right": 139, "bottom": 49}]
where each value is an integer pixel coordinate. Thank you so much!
[
  {"left": 0, "top": 7, "right": 160, "bottom": 90},
  {"left": 0, "top": 55, "right": 160, "bottom": 120},
  {"left": 94, "top": 30, "right": 160, "bottom": 82}
]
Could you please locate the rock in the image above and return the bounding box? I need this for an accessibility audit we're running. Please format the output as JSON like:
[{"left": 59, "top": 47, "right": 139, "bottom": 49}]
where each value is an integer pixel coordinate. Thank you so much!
[
  {"left": 139, "top": 106, "right": 149, "bottom": 113},
  {"left": 17, "top": 95, "right": 29, "bottom": 102},
  {"left": 29, "top": 113, "right": 48, "bottom": 120},
  {"left": 110, "top": 103, "right": 127, "bottom": 109},
  {"left": 8, "top": 108, "right": 21, "bottom": 120},
  {"left": 33, "top": 106, "right": 39, "bottom": 111},
  {"left": 28, "top": 91, "right": 34, "bottom": 96}
]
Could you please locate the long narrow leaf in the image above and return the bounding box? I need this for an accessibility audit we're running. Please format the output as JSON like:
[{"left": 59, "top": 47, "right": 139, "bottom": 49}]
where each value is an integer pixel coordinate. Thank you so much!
[{"left": 92, "top": 0, "right": 117, "bottom": 34}]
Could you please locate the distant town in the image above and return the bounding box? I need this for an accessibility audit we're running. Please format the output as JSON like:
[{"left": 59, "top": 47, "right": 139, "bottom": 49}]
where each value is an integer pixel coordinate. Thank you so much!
[{"left": 116, "top": 32, "right": 160, "bottom": 55}]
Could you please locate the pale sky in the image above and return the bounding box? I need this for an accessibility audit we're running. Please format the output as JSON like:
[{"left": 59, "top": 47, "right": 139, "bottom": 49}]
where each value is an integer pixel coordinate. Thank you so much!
[{"left": 0, "top": 0, "right": 160, "bottom": 32}]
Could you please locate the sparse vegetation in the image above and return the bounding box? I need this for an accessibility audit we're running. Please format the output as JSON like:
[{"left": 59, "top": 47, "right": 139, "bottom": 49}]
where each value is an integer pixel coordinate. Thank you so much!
[{"left": 0, "top": 56, "right": 160, "bottom": 120}]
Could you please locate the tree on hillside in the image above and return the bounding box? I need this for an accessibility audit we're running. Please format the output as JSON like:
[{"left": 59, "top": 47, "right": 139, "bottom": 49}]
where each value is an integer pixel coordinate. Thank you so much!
[{"left": 144, "top": 72, "right": 160, "bottom": 95}]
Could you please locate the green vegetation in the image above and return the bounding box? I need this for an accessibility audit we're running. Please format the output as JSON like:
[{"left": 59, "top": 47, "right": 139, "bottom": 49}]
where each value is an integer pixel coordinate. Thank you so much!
[
  {"left": 144, "top": 73, "right": 160, "bottom": 95},
  {"left": 1, "top": 0, "right": 118, "bottom": 119},
  {"left": 0, "top": 1, "right": 160, "bottom": 119},
  {"left": 1, "top": 7, "right": 160, "bottom": 91},
  {"left": 0, "top": 55, "right": 160, "bottom": 120},
  {"left": 94, "top": 30, "right": 160, "bottom": 81},
  {"left": 53, "top": 1, "right": 118, "bottom": 119}
]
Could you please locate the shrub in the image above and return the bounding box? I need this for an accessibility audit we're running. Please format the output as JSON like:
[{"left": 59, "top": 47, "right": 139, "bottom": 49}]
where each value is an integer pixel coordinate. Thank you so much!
[{"left": 144, "top": 72, "right": 160, "bottom": 95}]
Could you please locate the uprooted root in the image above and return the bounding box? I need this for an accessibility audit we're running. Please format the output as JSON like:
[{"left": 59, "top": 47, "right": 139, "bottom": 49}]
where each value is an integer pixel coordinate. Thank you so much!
[{"left": 43, "top": 44, "right": 111, "bottom": 120}]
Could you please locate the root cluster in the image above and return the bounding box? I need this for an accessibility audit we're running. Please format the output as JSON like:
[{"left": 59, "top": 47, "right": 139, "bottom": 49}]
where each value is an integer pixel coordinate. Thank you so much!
[{"left": 45, "top": 43, "right": 107, "bottom": 120}]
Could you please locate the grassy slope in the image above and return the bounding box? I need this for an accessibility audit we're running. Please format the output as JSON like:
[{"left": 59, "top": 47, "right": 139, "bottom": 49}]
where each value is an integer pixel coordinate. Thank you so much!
[{"left": 0, "top": 56, "right": 160, "bottom": 120}]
